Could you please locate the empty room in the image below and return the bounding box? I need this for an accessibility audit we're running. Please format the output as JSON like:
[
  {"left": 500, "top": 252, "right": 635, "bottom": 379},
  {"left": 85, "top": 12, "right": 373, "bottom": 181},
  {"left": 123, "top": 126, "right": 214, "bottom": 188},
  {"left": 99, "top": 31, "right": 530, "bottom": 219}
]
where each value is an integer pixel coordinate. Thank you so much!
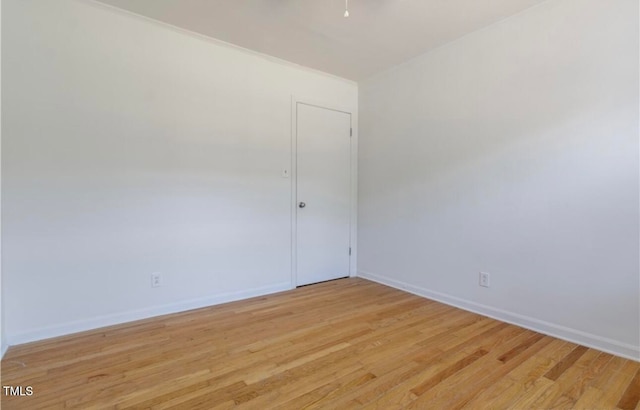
[{"left": 1, "top": 0, "right": 638, "bottom": 408}]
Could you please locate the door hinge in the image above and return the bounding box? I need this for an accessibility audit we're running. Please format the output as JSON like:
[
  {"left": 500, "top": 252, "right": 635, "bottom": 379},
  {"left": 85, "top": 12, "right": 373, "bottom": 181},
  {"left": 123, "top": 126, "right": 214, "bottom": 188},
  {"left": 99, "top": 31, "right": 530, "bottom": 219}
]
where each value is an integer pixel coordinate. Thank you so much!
[
  {"left": 350, "top": 128, "right": 353, "bottom": 137},
  {"left": 349, "top": 247, "right": 352, "bottom": 256}
]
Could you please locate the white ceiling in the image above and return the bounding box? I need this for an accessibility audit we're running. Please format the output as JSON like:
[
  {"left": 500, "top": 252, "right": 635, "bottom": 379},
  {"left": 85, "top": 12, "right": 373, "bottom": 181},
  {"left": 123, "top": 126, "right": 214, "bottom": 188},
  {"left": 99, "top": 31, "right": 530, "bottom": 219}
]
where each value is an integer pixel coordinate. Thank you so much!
[{"left": 94, "top": 0, "right": 549, "bottom": 81}]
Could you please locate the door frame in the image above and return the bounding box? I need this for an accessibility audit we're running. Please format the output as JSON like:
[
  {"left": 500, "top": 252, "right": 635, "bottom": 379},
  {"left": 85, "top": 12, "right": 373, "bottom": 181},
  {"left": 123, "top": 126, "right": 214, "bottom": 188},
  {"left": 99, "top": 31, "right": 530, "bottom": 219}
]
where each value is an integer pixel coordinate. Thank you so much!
[{"left": 290, "top": 96, "right": 358, "bottom": 288}]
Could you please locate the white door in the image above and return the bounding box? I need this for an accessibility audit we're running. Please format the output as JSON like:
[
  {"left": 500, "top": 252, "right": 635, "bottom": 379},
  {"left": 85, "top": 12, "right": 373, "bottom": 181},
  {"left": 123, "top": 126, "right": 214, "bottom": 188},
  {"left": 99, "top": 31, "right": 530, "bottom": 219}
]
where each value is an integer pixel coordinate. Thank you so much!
[{"left": 296, "top": 102, "right": 352, "bottom": 286}]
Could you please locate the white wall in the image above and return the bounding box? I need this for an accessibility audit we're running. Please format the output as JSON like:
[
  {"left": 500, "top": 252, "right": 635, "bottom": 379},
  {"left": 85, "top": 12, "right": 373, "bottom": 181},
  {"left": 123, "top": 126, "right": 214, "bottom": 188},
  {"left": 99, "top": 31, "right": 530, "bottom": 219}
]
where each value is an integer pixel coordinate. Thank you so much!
[
  {"left": 358, "top": 0, "right": 639, "bottom": 359},
  {"left": 2, "top": 0, "right": 357, "bottom": 345},
  {"left": 0, "top": 0, "right": 5, "bottom": 358}
]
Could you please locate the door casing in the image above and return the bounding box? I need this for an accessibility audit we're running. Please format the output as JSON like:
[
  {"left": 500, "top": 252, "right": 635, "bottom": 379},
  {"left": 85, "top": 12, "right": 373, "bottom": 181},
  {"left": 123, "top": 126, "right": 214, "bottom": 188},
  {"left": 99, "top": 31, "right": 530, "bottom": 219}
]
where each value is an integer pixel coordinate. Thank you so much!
[{"left": 290, "top": 96, "right": 358, "bottom": 287}]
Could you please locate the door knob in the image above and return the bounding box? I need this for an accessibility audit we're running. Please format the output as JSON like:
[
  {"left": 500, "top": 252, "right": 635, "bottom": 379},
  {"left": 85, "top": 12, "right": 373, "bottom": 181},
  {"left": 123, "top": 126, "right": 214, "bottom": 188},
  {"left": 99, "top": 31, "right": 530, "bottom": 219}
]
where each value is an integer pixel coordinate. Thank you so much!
[{"left": 299, "top": 202, "right": 306, "bottom": 208}]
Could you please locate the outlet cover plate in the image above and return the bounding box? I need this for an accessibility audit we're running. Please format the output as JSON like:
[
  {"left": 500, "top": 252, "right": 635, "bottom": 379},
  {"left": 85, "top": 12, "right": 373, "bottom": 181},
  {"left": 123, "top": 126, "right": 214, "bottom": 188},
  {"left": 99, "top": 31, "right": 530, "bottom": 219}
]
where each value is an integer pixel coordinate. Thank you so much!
[
  {"left": 479, "top": 272, "right": 490, "bottom": 288},
  {"left": 151, "top": 273, "right": 162, "bottom": 288}
]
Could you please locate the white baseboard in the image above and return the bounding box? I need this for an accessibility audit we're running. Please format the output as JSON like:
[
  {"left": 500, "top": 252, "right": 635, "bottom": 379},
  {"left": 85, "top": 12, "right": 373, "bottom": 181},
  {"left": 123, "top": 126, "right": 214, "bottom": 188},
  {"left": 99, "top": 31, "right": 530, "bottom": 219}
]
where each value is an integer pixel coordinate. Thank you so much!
[
  {"left": 7, "top": 281, "right": 293, "bottom": 347},
  {"left": 358, "top": 270, "right": 640, "bottom": 362}
]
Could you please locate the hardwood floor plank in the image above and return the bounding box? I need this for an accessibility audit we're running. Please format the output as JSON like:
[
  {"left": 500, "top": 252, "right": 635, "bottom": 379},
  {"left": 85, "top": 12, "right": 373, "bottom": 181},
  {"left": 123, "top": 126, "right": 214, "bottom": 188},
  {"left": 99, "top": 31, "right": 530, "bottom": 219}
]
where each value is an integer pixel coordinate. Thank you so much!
[
  {"left": 544, "top": 345, "right": 589, "bottom": 381},
  {"left": 361, "top": 323, "right": 524, "bottom": 408},
  {"left": 445, "top": 336, "right": 556, "bottom": 409},
  {"left": 410, "top": 348, "right": 489, "bottom": 397},
  {"left": 526, "top": 347, "right": 602, "bottom": 409},
  {"left": 2, "top": 278, "right": 637, "bottom": 409},
  {"left": 407, "top": 328, "right": 553, "bottom": 409},
  {"left": 618, "top": 369, "right": 640, "bottom": 410},
  {"left": 564, "top": 351, "right": 613, "bottom": 400},
  {"left": 464, "top": 339, "right": 574, "bottom": 409}
]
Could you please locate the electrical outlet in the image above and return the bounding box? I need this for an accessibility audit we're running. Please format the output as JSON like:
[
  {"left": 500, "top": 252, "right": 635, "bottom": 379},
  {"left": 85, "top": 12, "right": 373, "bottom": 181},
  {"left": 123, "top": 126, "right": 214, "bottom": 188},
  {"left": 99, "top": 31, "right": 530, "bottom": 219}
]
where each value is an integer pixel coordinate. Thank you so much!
[
  {"left": 479, "top": 272, "right": 490, "bottom": 288},
  {"left": 151, "top": 273, "right": 162, "bottom": 288}
]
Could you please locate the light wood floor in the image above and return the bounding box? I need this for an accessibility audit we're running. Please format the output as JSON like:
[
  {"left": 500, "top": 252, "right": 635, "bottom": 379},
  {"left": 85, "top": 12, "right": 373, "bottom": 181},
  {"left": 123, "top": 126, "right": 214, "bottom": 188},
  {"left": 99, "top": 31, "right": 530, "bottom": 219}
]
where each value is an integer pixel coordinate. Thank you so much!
[{"left": 2, "top": 278, "right": 639, "bottom": 409}]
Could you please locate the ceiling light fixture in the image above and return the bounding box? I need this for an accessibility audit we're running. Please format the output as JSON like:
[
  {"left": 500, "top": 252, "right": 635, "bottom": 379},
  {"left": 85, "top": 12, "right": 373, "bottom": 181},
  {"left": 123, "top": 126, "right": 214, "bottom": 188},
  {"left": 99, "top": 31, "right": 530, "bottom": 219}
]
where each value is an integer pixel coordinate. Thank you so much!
[{"left": 344, "top": 0, "right": 349, "bottom": 17}]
